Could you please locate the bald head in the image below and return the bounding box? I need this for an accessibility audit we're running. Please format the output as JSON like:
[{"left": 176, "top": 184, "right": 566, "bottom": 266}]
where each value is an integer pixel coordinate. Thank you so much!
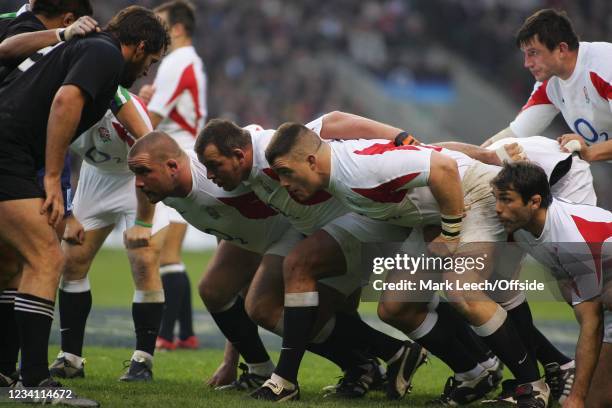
[{"left": 129, "top": 131, "right": 185, "bottom": 163}]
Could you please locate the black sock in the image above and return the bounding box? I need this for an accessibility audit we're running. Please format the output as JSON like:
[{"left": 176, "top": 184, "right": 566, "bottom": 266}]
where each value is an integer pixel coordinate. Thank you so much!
[
  {"left": 325, "top": 312, "right": 405, "bottom": 362},
  {"left": 274, "top": 304, "right": 318, "bottom": 384},
  {"left": 0, "top": 289, "right": 19, "bottom": 376},
  {"left": 476, "top": 311, "right": 540, "bottom": 383},
  {"left": 411, "top": 306, "right": 479, "bottom": 373},
  {"left": 210, "top": 296, "right": 269, "bottom": 364},
  {"left": 437, "top": 301, "right": 491, "bottom": 364},
  {"left": 133, "top": 301, "right": 164, "bottom": 356},
  {"left": 58, "top": 289, "right": 92, "bottom": 357},
  {"left": 14, "top": 293, "right": 54, "bottom": 386},
  {"left": 158, "top": 272, "right": 185, "bottom": 341},
  {"left": 177, "top": 272, "right": 194, "bottom": 339},
  {"left": 306, "top": 341, "right": 369, "bottom": 371},
  {"left": 508, "top": 301, "right": 572, "bottom": 366}
]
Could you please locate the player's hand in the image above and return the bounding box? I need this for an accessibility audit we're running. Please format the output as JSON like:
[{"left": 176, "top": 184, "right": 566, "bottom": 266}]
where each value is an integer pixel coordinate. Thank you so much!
[
  {"left": 427, "top": 234, "right": 459, "bottom": 258},
  {"left": 63, "top": 216, "right": 85, "bottom": 245},
  {"left": 207, "top": 361, "right": 238, "bottom": 388},
  {"left": 495, "top": 142, "right": 526, "bottom": 163},
  {"left": 64, "top": 16, "right": 99, "bottom": 41},
  {"left": 124, "top": 224, "right": 151, "bottom": 249},
  {"left": 41, "top": 175, "right": 64, "bottom": 227},
  {"left": 394, "top": 132, "right": 420, "bottom": 147},
  {"left": 138, "top": 85, "right": 156, "bottom": 104},
  {"left": 562, "top": 394, "right": 585, "bottom": 408},
  {"left": 558, "top": 133, "right": 587, "bottom": 154}
]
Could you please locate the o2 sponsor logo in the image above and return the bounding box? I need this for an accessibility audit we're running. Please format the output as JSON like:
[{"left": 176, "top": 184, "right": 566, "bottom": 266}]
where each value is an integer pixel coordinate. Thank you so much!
[{"left": 574, "top": 118, "right": 609, "bottom": 143}]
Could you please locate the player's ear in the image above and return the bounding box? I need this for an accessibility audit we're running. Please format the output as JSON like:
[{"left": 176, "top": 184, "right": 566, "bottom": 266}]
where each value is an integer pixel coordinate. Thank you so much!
[
  {"left": 530, "top": 194, "right": 542, "bottom": 209},
  {"left": 232, "top": 148, "right": 245, "bottom": 162},
  {"left": 135, "top": 41, "right": 146, "bottom": 57},
  {"left": 63, "top": 12, "right": 76, "bottom": 27},
  {"left": 307, "top": 154, "right": 317, "bottom": 169},
  {"left": 167, "top": 159, "right": 179, "bottom": 171}
]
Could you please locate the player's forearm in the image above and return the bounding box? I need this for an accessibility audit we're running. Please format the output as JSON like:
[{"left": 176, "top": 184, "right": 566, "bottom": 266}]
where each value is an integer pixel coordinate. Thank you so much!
[
  {"left": 320, "top": 111, "right": 403, "bottom": 141},
  {"left": 46, "top": 91, "right": 84, "bottom": 178},
  {"left": 571, "top": 302, "right": 603, "bottom": 400},
  {"left": 222, "top": 340, "right": 239, "bottom": 364},
  {"left": 581, "top": 140, "right": 612, "bottom": 162},
  {"left": 115, "top": 99, "right": 152, "bottom": 139},
  {"left": 0, "top": 30, "right": 60, "bottom": 61},
  {"left": 135, "top": 188, "right": 155, "bottom": 224},
  {"left": 435, "top": 142, "right": 500, "bottom": 165},
  {"left": 148, "top": 111, "right": 163, "bottom": 129},
  {"left": 428, "top": 152, "right": 464, "bottom": 217}
]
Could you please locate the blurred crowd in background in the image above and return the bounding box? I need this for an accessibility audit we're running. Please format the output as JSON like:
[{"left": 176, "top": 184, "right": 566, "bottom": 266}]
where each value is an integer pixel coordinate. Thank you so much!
[{"left": 5, "top": 0, "right": 612, "bottom": 130}]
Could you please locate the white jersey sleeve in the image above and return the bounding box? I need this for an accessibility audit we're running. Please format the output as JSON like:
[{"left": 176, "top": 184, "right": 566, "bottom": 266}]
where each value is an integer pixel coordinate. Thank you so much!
[
  {"left": 305, "top": 115, "right": 324, "bottom": 135},
  {"left": 510, "top": 81, "right": 560, "bottom": 137}
]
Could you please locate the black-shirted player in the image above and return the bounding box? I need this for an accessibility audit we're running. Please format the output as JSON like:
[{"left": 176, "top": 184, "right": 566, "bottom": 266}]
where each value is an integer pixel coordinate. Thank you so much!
[
  {"left": 0, "top": 0, "right": 95, "bottom": 389},
  {"left": 0, "top": 5, "right": 168, "bottom": 401}
]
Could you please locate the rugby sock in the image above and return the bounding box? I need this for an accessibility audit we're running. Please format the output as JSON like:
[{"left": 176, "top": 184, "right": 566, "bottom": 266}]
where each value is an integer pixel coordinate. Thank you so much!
[
  {"left": 408, "top": 308, "right": 479, "bottom": 373},
  {"left": 274, "top": 292, "right": 319, "bottom": 385},
  {"left": 0, "top": 289, "right": 19, "bottom": 376},
  {"left": 158, "top": 264, "right": 186, "bottom": 341},
  {"left": 437, "top": 301, "right": 491, "bottom": 364},
  {"left": 306, "top": 315, "right": 370, "bottom": 370},
  {"left": 210, "top": 296, "right": 270, "bottom": 364},
  {"left": 177, "top": 272, "right": 194, "bottom": 340},
  {"left": 132, "top": 290, "right": 165, "bottom": 356},
  {"left": 322, "top": 311, "right": 406, "bottom": 362},
  {"left": 58, "top": 278, "right": 92, "bottom": 357},
  {"left": 14, "top": 293, "right": 54, "bottom": 386},
  {"left": 508, "top": 301, "right": 572, "bottom": 365},
  {"left": 272, "top": 312, "right": 366, "bottom": 370},
  {"left": 472, "top": 304, "right": 540, "bottom": 383}
]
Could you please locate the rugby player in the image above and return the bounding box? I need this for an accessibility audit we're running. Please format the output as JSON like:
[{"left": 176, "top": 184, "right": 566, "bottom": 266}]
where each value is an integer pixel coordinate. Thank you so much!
[
  {"left": 138, "top": 0, "right": 207, "bottom": 351},
  {"left": 47, "top": 95, "right": 171, "bottom": 382},
  {"left": 491, "top": 162, "right": 611, "bottom": 408},
  {"left": 482, "top": 9, "right": 612, "bottom": 163},
  {"left": 0, "top": 5, "right": 167, "bottom": 403}
]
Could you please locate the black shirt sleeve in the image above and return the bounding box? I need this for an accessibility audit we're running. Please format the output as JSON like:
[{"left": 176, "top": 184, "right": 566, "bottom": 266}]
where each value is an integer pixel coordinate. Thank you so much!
[{"left": 62, "top": 38, "right": 123, "bottom": 101}]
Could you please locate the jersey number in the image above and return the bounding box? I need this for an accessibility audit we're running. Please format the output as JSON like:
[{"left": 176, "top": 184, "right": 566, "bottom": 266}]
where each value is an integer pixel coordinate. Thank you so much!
[
  {"left": 574, "top": 118, "right": 609, "bottom": 143},
  {"left": 85, "top": 147, "right": 122, "bottom": 164}
]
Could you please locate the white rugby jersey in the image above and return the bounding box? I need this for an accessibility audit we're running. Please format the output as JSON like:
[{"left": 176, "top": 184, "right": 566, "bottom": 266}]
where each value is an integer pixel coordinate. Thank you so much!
[
  {"left": 164, "top": 152, "right": 289, "bottom": 254},
  {"left": 488, "top": 136, "right": 596, "bottom": 205},
  {"left": 511, "top": 42, "right": 612, "bottom": 144},
  {"left": 246, "top": 118, "right": 348, "bottom": 235},
  {"left": 514, "top": 199, "right": 612, "bottom": 305},
  {"left": 327, "top": 139, "right": 473, "bottom": 227},
  {"left": 148, "top": 46, "right": 207, "bottom": 150},
  {"left": 71, "top": 96, "right": 151, "bottom": 173}
]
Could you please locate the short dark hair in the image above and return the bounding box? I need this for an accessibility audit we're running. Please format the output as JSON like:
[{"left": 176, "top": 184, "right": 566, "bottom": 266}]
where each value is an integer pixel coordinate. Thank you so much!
[
  {"left": 154, "top": 0, "right": 196, "bottom": 37},
  {"left": 32, "top": 0, "right": 92, "bottom": 18},
  {"left": 491, "top": 162, "right": 553, "bottom": 208},
  {"left": 265, "top": 122, "right": 313, "bottom": 165},
  {"left": 105, "top": 6, "right": 170, "bottom": 54},
  {"left": 195, "top": 119, "right": 252, "bottom": 159},
  {"left": 516, "top": 8, "right": 579, "bottom": 51}
]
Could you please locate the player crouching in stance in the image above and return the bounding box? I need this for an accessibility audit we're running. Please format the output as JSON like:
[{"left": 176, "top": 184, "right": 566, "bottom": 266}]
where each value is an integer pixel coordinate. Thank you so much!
[{"left": 491, "top": 162, "right": 612, "bottom": 408}]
